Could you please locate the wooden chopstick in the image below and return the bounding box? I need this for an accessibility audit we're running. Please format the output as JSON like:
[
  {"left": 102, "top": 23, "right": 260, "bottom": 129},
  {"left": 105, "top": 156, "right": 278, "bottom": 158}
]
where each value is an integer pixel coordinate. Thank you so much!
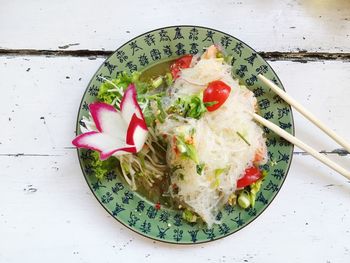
[
  {"left": 251, "top": 113, "right": 350, "bottom": 179},
  {"left": 258, "top": 74, "right": 350, "bottom": 152}
]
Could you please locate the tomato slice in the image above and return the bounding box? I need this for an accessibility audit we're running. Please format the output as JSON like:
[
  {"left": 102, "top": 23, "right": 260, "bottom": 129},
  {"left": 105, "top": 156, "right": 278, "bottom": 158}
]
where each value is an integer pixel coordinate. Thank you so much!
[
  {"left": 170, "top": 55, "right": 193, "bottom": 79},
  {"left": 203, "top": 80, "right": 231, "bottom": 111},
  {"left": 237, "top": 166, "right": 262, "bottom": 188}
]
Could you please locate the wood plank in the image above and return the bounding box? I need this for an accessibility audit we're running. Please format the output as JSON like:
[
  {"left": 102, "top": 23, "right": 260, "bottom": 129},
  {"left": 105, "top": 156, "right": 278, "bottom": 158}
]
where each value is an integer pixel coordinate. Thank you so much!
[
  {"left": 0, "top": 0, "right": 350, "bottom": 52},
  {"left": 1, "top": 56, "right": 349, "bottom": 154},
  {"left": 1, "top": 56, "right": 349, "bottom": 261},
  {"left": 0, "top": 152, "right": 349, "bottom": 262}
]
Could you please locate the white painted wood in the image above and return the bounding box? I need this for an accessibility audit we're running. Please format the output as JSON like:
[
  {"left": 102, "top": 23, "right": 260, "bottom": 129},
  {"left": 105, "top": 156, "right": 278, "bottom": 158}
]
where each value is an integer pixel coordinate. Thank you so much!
[
  {"left": 258, "top": 74, "right": 350, "bottom": 152},
  {"left": 0, "top": 56, "right": 350, "bottom": 262},
  {"left": 0, "top": 151, "right": 349, "bottom": 262},
  {"left": 0, "top": 0, "right": 350, "bottom": 52},
  {"left": 1, "top": 57, "right": 350, "bottom": 154},
  {"left": 252, "top": 112, "right": 350, "bottom": 179}
]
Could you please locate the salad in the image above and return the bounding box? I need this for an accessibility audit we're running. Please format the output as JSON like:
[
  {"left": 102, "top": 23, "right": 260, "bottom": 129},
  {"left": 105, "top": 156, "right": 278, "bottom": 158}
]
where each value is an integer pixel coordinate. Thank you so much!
[{"left": 73, "top": 45, "right": 268, "bottom": 226}]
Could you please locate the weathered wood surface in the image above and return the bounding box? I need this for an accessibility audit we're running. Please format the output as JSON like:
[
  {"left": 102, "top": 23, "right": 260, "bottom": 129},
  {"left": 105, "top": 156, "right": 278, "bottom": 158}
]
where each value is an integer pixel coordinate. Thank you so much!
[
  {"left": 1, "top": 0, "right": 350, "bottom": 261},
  {"left": 0, "top": 0, "right": 350, "bottom": 53},
  {"left": 1, "top": 56, "right": 349, "bottom": 262}
]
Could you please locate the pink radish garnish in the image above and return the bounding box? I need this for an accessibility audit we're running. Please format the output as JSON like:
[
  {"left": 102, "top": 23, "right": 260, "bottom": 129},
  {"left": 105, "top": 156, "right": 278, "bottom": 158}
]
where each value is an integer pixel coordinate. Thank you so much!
[{"left": 72, "top": 84, "right": 148, "bottom": 160}]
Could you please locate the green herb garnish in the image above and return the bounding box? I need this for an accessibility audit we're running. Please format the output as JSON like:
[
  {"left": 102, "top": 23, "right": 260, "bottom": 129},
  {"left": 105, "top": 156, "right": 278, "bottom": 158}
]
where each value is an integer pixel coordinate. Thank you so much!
[
  {"left": 236, "top": 131, "right": 251, "bottom": 146},
  {"left": 165, "top": 72, "right": 173, "bottom": 86},
  {"left": 204, "top": 101, "right": 218, "bottom": 107},
  {"left": 175, "top": 135, "right": 199, "bottom": 164},
  {"left": 182, "top": 209, "right": 197, "bottom": 223},
  {"left": 196, "top": 163, "right": 205, "bottom": 175},
  {"left": 168, "top": 94, "right": 207, "bottom": 119},
  {"left": 214, "top": 168, "right": 225, "bottom": 176}
]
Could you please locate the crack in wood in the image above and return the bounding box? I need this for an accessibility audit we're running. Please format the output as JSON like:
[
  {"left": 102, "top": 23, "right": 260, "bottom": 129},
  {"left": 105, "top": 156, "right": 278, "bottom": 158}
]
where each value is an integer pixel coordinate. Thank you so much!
[
  {"left": 0, "top": 153, "right": 61, "bottom": 157},
  {"left": 0, "top": 49, "right": 111, "bottom": 57},
  {"left": 259, "top": 51, "right": 350, "bottom": 62},
  {"left": 294, "top": 148, "right": 349, "bottom": 156},
  {"left": 1, "top": 49, "right": 350, "bottom": 62}
]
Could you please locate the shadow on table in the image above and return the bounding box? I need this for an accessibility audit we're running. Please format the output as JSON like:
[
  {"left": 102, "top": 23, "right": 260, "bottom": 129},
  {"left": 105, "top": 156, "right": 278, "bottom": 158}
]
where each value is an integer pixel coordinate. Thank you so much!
[
  {"left": 300, "top": 0, "right": 350, "bottom": 10},
  {"left": 300, "top": 0, "right": 350, "bottom": 23},
  {"left": 292, "top": 152, "right": 350, "bottom": 193}
]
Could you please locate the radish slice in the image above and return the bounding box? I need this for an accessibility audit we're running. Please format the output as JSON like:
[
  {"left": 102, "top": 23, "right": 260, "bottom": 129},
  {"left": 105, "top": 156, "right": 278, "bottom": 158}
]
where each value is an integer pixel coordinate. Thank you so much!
[
  {"left": 72, "top": 85, "right": 148, "bottom": 160},
  {"left": 89, "top": 102, "right": 127, "bottom": 135},
  {"left": 126, "top": 114, "right": 148, "bottom": 151},
  {"left": 120, "top": 84, "right": 144, "bottom": 124},
  {"left": 72, "top": 131, "right": 136, "bottom": 160}
]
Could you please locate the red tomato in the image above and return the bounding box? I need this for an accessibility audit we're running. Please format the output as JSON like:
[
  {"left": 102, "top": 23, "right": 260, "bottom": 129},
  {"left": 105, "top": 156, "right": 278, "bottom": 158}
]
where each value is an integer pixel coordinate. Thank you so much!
[
  {"left": 237, "top": 166, "right": 262, "bottom": 188},
  {"left": 203, "top": 80, "right": 231, "bottom": 111},
  {"left": 170, "top": 55, "right": 193, "bottom": 79}
]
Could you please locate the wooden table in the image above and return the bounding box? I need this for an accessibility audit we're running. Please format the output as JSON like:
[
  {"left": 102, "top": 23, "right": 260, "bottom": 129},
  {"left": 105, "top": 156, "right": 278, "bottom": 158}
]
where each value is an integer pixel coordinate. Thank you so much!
[{"left": 1, "top": 1, "right": 350, "bottom": 262}]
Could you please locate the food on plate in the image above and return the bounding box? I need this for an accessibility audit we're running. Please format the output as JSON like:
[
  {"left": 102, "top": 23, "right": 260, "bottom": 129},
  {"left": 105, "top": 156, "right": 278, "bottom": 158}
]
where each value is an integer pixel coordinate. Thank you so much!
[{"left": 73, "top": 45, "right": 268, "bottom": 226}]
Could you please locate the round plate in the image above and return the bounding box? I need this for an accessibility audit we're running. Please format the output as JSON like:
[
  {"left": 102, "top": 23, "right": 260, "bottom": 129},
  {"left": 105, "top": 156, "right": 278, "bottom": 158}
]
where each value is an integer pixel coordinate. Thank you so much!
[{"left": 76, "top": 25, "right": 294, "bottom": 244}]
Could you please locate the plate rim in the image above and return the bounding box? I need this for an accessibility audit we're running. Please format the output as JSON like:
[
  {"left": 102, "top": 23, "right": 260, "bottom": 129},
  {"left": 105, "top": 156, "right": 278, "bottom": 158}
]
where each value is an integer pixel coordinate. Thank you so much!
[{"left": 75, "top": 24, "right": 295, "bottom": 244}]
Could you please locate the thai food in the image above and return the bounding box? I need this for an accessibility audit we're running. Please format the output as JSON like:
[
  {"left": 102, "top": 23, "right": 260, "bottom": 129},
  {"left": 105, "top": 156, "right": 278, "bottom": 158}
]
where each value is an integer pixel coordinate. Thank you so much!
[{"left": 73, "top": 45, "right": 268, "bottom": 226}]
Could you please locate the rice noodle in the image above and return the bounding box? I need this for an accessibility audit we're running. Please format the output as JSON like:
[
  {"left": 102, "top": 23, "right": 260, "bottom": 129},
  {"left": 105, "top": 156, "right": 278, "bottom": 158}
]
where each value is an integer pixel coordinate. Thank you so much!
[{"left": 157, "top": 57, "right": 267, "bottom": 226}]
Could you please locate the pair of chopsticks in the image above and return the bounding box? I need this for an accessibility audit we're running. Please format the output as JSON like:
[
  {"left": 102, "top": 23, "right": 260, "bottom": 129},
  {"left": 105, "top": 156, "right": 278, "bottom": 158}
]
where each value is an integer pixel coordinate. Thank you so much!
[{"left": 252, "top": 75, "right": 350, "bottom": 180}]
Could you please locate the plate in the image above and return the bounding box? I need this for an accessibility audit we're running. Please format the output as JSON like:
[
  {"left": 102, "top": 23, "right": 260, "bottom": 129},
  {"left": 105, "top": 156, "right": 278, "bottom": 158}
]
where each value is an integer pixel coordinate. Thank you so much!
[{"left": 76, "top": 25, "right": 294, "bottom": 244}]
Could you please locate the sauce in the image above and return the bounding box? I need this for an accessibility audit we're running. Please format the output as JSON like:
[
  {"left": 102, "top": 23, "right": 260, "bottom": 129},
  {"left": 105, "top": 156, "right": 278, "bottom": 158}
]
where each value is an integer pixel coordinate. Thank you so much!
[
  {"left": 139, "top": 58, "right": 173, "bottom": 82},
  {"left": 134, "top": 59, "right": 175, "bottom": 207}
]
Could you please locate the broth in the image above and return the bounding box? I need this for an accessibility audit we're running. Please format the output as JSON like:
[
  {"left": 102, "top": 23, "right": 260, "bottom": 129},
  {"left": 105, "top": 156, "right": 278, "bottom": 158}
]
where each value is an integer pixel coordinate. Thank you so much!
[{"left": 135, "top": 59, "right": 175, "bottom": 207}]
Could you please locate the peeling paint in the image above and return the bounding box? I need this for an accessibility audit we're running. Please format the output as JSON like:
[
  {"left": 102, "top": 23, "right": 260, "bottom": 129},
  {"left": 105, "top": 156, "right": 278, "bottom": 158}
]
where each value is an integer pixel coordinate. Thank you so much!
[{"left": 0, "top": 49, "right": 350, "bottom": 62}]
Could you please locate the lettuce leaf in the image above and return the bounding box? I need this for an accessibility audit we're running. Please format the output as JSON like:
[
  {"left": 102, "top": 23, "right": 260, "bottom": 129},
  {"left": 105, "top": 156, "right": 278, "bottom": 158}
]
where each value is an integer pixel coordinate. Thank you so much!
[
  {"left": 168, "top": 94, "right": 207, "bottom": 119},
  {"left": 90, "top": 151, "right": 119, "bottom": 180},
  {"left": 97, "top": 72, "right": 148, "bottom": 104}
]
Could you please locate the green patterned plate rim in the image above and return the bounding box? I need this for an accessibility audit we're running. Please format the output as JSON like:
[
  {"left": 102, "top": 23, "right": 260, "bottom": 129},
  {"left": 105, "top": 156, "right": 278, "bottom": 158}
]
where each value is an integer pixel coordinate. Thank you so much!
[{"left": 75, "top": 25, "right": 295, "bottom": 244}]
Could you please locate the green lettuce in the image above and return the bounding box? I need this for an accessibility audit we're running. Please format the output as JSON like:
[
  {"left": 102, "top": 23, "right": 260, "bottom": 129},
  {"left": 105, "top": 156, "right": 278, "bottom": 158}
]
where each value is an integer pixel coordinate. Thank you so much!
[
  {"left": 90, "top": 151, "right": 119, "bottom": 180},
  {"left": 168, "top": 94, "right": 207, "bottom": 119}
]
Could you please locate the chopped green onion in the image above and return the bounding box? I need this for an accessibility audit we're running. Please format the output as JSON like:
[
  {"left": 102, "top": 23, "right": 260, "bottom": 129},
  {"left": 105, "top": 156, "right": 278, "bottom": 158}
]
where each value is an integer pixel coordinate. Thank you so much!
[
  {"left": 185, "top": 144, "right": 199, "bottom": 164},
  {"left": 262, "top": 170, "right": 268, "bottom": 178},
  {"left": 165, "top": 72, "right": 173, "bottom": 86},
  {"left": 156, "top": 99, "right": 166, "bottom": 123},
  {"left": 182, "top": 209, "right": 197, "bottom": 223},
  {"left": 223, "top": 54, "right": 233, "bottom": 65},
  {"left": 238, "top": 192, "right": 251, "bottom": 209},
  {"left": 177, "top": 144, "right": 186, "bottom": 153},
  {"left": 175, "top": 135, "right": 199, "bottom": 164},
  {"left": 216, "top": 51, "right": 224, "bottom": 58},
  {"left": 250, "top": 180, "right": 262, "bottom": 195},
  {"left": 189, "top": 127, "right": 196, "bottom": 136},
  {"left": 152, "top": 76, "right": 163, "bottom": 89},
  {"left": 196, "top": 163, "right": 205, "bottom": 175},
  {"left": 204, "top": 101, "right": 218, "bottom": 107},
  {"left": 250, "top": 192, "right": 256, "bottom": 207},
  {"left": 236, "top": 131, "right": 251, "bottom": 146},
  {"left": 213, "top": 176, "right": 220, "bottom": 188},
  {"left": 214, "top": 168, "right": 225, "bottom": 176}
]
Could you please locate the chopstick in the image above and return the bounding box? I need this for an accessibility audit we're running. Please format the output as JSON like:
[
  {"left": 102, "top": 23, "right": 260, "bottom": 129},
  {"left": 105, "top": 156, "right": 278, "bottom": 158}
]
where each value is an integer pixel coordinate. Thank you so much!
[
  {"left": 258, "top": 74, "right": 350, "bottom": 152},
  {"left": 251, "top": 112, "right": 350, "bottom": 179}
]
